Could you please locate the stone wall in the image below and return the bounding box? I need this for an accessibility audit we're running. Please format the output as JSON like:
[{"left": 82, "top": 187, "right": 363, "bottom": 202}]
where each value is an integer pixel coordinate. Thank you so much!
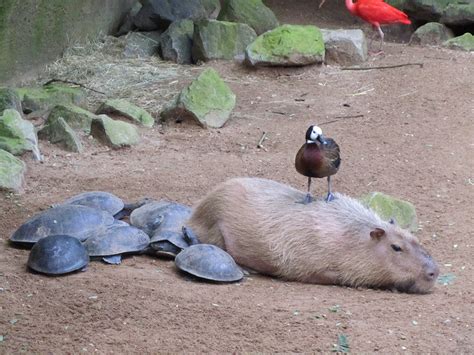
[{"left": 0, "top": 0, "right": 135, "bottom": 84}]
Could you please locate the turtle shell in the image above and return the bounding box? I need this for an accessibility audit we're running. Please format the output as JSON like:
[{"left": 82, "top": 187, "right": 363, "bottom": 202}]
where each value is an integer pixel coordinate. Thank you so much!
[
  {"left": 27, "top": 234, "right": 89, "bottom": 275},
  {"left": 175, "top": 244, "right": 244, "bottom": 282},
  {"left": 83, "top": 225, "right": 150, "bottom": 257},
  {"left": 150, "top": 230, "right": 189, "bottom": 250},
  {"left": 130, "top": 201, "right": 191, "bottom": 237},
  {"left": 10, "top": 205, "right": 115, "bottom": 246},
  {"left": 60, "top": 191, "right": 124, "bottom": 216}
]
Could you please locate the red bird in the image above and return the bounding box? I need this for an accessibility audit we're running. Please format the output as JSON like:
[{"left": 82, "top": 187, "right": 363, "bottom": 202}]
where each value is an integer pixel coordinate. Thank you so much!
[{"left": 345, "top": 0, "right": 411, "bottom": 52}]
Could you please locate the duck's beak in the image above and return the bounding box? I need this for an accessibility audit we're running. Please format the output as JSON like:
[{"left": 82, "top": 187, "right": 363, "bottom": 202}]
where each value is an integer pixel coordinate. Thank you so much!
[{"left": 317, "top": 134, "right": 327, "bottom": 145}]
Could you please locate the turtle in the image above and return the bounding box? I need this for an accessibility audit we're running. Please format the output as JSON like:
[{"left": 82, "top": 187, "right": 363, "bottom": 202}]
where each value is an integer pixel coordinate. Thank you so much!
[
  {"left": 175, "top": 242, "right": 244, "bottom": 282},
  {"left": 9, "top": 205, "right": 115, "bottom": 246},
  {"left": 83, "top": 225, "right": 150, "bottom": 264},
  {"left": 129, "top": 200, "right": 175, "bottom": 235},
  {"left": 56, "top": 191, "right": 150, "bottom": 219},
  {"left": 27, "top": 234, "right": 89, "bottom": 275}
]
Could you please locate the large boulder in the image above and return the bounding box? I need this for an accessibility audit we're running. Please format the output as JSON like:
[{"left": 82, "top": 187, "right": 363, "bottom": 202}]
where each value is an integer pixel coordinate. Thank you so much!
[
  {"left": 117, "top": 1, "right": 143, "bottom": 36},
  {"left": 96, "top": 99, "right": 155, "bottom": 128},
  {"left": 387, "top": 0, "right": 474, "bottom": 26},
  {"left": 160, "top": 20, "right": 195, "bottom": 64},
  {"left": 38, "top": 117, "right": 83, "bottom": 153},
  {"left": 161, "top": 68, "right": 236, "bottom": 128},
  {"left": 245, "top": 25, "right": 325, "bottom": 67},
  {"left": 123, "top": 31, "right": 162, "bottom": 58},
  {"left": 410, "top": 22, "right": 454, "bottom": 45},
  {"left": 218, "top": 0, "right": 279, "bottom": 35},
  {"left": 0, "top": 88, "right": 22, "bottom": 113},
  {"left": 361, "top": 192, "right": 418, "bottom": 233},
  {"left": 0, "top": 109, "right": 40, "bottom": 159},
  {"left": 16, "top": 84, "right": 86, "bottom": 113},
  {"left": 133, "top": 0, "right": 213, "bottom": 30},
  {"left": 0, "top": 149, "right": 26, "bottom": 193},
  {"left": 91, "top": 115, "right": 140, "bottom": 148},
  {"left": 192, "top": 20, "right": 257, "bottom": 61},
  {"left": 442, "top": 33, "right": 474, "bottom": 52},
  {"left": 47, "top": 105, "right": 99, "bottom": 134},
  {"left": 321, "top": 29, "right": 367, "bottom": 65}
]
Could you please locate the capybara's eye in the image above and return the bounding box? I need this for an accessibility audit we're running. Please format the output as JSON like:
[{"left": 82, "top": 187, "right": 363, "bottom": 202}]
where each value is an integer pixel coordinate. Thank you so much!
[
  {"left": 391, "top": 244, "right": 402, "bottom": 252},
  {"left": 388, "top": 218, "right": 395, "bottom": 224}
]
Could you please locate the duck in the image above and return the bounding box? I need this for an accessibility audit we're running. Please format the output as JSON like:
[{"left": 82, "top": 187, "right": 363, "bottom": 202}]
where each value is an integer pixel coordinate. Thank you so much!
[{"left": 295, "top": 125, "right": 341, "bottom": 203}]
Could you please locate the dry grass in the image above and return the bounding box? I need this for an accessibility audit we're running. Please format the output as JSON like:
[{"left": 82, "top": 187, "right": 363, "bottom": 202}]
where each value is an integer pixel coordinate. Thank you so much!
[{"left": 40, "top": 35, "right": 201, "bottom": 116}]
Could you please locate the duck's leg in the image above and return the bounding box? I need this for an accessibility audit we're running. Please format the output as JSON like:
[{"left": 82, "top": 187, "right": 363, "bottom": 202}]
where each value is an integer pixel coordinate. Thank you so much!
[
  {"left": 303, "top": 177, "right": 314, "bottom": 204},
  {"left": 325, "top": 176, "right": 335, "bottom": 202}
]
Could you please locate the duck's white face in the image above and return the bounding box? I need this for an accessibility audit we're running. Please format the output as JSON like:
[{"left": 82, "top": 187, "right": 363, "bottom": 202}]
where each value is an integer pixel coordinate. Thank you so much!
[{"left": 308, "top": 125, "right": 323, "bottom": 142}]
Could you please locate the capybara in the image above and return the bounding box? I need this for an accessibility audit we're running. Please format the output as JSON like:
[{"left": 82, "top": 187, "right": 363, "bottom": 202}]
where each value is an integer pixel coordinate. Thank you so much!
[{"left": 188, "top": 177, "right": 439, "bottom": 293}]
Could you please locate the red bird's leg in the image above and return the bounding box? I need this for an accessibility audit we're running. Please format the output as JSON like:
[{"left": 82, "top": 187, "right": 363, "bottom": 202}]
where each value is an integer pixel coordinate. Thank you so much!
[{"left": 376, "top": 25, "right": 385, "bottom": 52}]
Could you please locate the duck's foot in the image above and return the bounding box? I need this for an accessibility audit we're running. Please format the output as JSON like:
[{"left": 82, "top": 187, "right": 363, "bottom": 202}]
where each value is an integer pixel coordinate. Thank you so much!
[
  {"left": 296, "top": 193, "right": 314, "bottom": 205},
  {"left": 325, "top": 192, "right": 336, "bottom": 202}
]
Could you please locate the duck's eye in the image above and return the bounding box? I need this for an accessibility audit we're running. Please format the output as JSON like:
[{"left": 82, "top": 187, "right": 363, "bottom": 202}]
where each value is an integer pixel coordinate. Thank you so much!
[{"left": 391, "top": 244, "right": 402, "bottom": 252}]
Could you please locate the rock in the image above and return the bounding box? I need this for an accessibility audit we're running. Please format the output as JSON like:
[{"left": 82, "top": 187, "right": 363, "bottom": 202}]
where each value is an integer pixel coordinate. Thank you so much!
[
  {"left": 123, "top": 31, "right": 161, "bottom": 58},
  {"left": 361, "top": 192, "right": 418, "bottom": 233},
  {"left": 16, "top": 84, "right": 86, "bottom": 113},
  {"left": 321, "top": 29, "right": 367, "bottom": 65},
  {"left": 192, "top": 20, "right": 257, "bottom": 61},
  {"left": 117, "top": 1, "right": 143, "bottom": 36},
  {"left": 440, "top": 3, "right": 474, "bottom": 26},
  {"left": 133, "top": 0, "right": 210, "bottom": 30},
  {"left": 161, "top": 68, "right": 236, "bottom": 128},
  {"left": 38, "top": 117, "right": 83, "bottom": 153},
  {"left": 91, "top": 115, "right": 140, "bottom": 148},
  {"left": 0, "top": 88, "right": 22, "bottom": 113},
  {"left": 201, "top": 0, "right": 221, "bottom": 19},
  {"left": 388, "top": 0, "right": 474, "bottom": 26},
  {"left": 0, "top": 109, "right": 41, "bottom": 160},
  {"left": 218, "top": 0, "right": 279, "bottom": 35},
  {"left": 96, "top": 99, "right": 155, "bottom": 128},
  {"left": 0, "top": 149, "right": 26, "bottom": 193},
  {"left": 245, "top": 24, "right": 325, "bottom": 67},
  {"left": 410, "top": 22, "right": 454, "bottom": 45},
  {"left": 442, "top": 33, "right": 474, "bottom": 52},
  {"left": 47, "top": 105, "right": 98, "bottom": 134},
  {"left": 160, "top": 20, "right": 195, "bottom": 64}
]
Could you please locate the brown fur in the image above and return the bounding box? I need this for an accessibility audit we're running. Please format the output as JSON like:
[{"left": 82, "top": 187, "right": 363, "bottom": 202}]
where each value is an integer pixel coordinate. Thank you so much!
[{"left": 188, "top": 178, "right": 439, "bottom": 293}]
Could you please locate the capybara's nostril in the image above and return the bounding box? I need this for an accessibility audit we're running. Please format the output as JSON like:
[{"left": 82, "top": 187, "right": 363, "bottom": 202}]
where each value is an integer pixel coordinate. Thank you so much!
[{"left": 425, "top": 263, "right": 440, "bottom": 281}]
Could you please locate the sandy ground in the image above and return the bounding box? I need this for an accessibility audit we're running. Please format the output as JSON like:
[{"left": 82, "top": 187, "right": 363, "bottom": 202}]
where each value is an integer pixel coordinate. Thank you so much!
[{"left": 1, "top": 1, "right": 473, "bottom": 353}]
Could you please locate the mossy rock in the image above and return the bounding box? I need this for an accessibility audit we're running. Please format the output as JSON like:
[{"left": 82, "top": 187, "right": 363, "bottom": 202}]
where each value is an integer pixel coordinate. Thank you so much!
[
  {"left": 442, "top": 33, "right": 474, "bottom": 52},
  {"left": 0, "top": 88, "right": 22, "bottom": 113},
  {"left": 0, "top": 149, "right": 26, "bottom": 193},
  {"left": 16, "top": 84, "right": 85, "bottom": 113},
  {"left": 218, "top": 0, "right": 279, "bottom": 35},
  {"left": 410, "top": 22, "right": 454, "bottom": 45},
  {"left": 39, "top": 117, "right": 83, "bottom": 153},
  {"left": 91, "top": 115, "right": 140, "bottom": 148},
  {"left": 440, "top": 3, "right": 474, "bottom": 26},
  {"left": 0, "top": 109, "right": 38, "bottom": 156},
  {"left": 192, "top": 19, "right": 257, "bottom": 61},
  {"left": 161, "top": 68, "right": 236, "bottom": 128},
  {"left": 361, "top": 192, "right": 418, "bottom": 232},
  {"left": 245, "top": 25, "right": 325, "bottom": 66},
  {"left": 160, "top": 19, "right": 194, "bottom": 64},
  {"left": 47, "top": 104, "right": 98, "bottom": 134},
  {"left": 96, "top": 99, "right": 155, "bottom": 128}
]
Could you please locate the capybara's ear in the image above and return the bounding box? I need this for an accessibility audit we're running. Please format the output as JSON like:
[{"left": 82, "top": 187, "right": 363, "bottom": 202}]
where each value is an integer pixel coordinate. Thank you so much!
[{"left": 370, "top": 228, "right": 386, "bottom": 240}]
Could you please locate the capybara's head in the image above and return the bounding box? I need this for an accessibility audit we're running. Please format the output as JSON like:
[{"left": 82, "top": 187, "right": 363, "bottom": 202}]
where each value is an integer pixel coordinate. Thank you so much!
[{"left": 369, "top": 224, "right": 439, "bottom": 294}]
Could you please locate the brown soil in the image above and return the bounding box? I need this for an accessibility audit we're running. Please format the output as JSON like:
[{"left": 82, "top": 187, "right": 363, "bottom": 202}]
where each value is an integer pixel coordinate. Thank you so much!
[{"left": 1, "top": 2, "right": 473, "bottom": 353}]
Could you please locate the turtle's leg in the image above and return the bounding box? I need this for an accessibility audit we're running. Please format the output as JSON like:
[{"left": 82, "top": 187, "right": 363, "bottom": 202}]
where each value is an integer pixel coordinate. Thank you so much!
[
  {"left": 182, "top": 226, "right": 201, "bottom": 246},
  {"left": 102, "top": 255, "right": 122, "bottom": 265}
]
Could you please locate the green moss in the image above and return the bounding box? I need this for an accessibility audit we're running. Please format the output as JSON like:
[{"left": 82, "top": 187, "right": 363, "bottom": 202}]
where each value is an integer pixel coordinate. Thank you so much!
[
  {"left": 16, "top": 84, "right": 85, "bottom": 112},
  {"left": 361, "top": 192, "right": 418, "bottom": 232},
  {"left": 218, "top": 0, "right": 279, "bottom": 35},
  {"left": 193, "top": 19, "right": 257, "bottom": 61},
  {"left": 0, "top": 87, "right": 22, "bottom": 112},
  {"left": 0, "top": 148, "right": 26, "bottom": 192},
  {"left": 91, "top": 115, "right": 140, "bottom": 148},
  {"left": 39, "top": 116, "right": 83, "bottom": 152},
  {"left": 0, "top": 109, "right": 36, "bottom": 155},
  {"left": 180, "top": 68, "right": 236, "bottom": 119},
  {"left": 250, "top": 25, "right": 324, "bottom": 57},
  {"left": 443, "top": 33, "right": 474, "bottom": 51},
  {"left": 97, "top": 99, "right": 154, "bottom": 128},
  {"left": 47, "top": 104, "right": 98, "bottom": 133}
]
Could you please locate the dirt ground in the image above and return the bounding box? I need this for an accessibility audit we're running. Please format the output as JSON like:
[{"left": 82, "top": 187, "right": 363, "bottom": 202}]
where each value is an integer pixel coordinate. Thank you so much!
[{"left": 1, "top": 1, "right": 473, "bottom": 353}]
